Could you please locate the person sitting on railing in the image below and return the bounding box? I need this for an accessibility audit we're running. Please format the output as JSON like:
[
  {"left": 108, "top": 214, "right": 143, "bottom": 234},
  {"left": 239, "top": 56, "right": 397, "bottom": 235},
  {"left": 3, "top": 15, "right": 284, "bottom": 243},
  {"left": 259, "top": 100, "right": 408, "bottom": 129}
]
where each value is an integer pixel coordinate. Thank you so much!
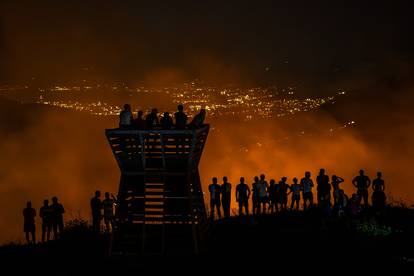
[
  {"left": 174, "top": 104, "right": 188, "bottom": 129},
  {"left": 160, "top": 112, "right": 174, "bottom": 129},
  {"left": 133, "top": 110, "right": 145, "bottom": 129},
  {"left": 189, "top": 108, "right": 206, "bottom": 129},
  {"left": 119, "top": 104, "right": 133, "bottom": 129},
  {"left": 145, "top": 108, "right": 159, "bottom": 129}
]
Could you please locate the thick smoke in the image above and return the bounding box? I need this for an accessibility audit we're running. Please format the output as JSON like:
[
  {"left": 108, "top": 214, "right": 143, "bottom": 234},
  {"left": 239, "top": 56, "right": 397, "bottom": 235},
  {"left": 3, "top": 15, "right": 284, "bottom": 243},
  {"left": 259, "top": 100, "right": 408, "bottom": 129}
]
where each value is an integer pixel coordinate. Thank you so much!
[{"left": 1, "top": 70, "right": 413, "bottom": 244}]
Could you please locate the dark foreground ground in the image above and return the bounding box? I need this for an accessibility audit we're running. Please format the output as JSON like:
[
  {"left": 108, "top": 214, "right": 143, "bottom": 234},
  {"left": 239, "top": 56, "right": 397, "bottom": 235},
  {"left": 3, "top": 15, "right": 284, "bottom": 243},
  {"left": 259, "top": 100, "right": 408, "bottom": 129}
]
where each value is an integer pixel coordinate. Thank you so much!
[{"left": 2, "top": 206, "right": 414, "bottom": 274}]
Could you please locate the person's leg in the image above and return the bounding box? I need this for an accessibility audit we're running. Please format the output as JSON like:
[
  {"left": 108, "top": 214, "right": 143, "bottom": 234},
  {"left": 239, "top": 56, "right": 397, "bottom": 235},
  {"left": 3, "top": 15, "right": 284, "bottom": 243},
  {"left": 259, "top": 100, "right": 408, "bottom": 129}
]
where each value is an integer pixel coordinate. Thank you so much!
[
  {"left": 296, "top": 199, "right": 300, "bottom": 210},
  {"left": 303, "top": 196, "right": 307, "bottom": 211},
  {"left": 105, "top": 219, "right": 110, "bottom": 233},
  {"left": 25, "top": 231, "right": 30, "bottom": 244},
  {"left": 238, "top": 202, "right": 242, "bottom": 216},
  {"left": 42, "top": 224, "right": 46, "bottom": 243},
  {"left": 245, "top": 202, "right": 249, "bottom": 216},
  {"left": 52, "top": 223, "right": 58, "bottom": 239},
  {"left": 31, "top": 230, "right": 36, "bottom": 244},
  {"left": 309, "top": 193, "right": 314, "bottom": 208},
  {"left": 210, "top": 200, "right": 215, "bottom": 219},
  {"left": 364, "top": 190, "right": 369, "bottom": 207},
  {"left": 216, "top": 202, "right": 221, "bottom": 219},
  {"left": 47, "top": 226, "right": 51, "bottom": 241}
]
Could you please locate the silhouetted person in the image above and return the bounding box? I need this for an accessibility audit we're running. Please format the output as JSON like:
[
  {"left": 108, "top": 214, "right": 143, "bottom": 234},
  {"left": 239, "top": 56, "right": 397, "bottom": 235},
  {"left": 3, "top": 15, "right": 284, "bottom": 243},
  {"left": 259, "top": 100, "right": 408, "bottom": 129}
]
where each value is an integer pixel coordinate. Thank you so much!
[
  {"left": 221, "top": 176, "right": 232, "bottom": 218},
  {"left": 331, "top": 175, "right": 345, "bottom": 205},
  {"left": 174, "top": 104, "right": 188, "bottom": 129},
  {"left": 39, "top": 199, "right": 53, "bottom": 242},
  {"left": 257, "top": 174, "right": 269, "bottom": 215},
  {"left": 119, "top": 104, "right": 133, "bottom": 129},
  {"left": 268, "top": 179, "right": 280, "bottom": 214},
  {"left": 251, "top": 176, "right": 259, "bottom": 215},
  {"left": 372, "top": 172, "right": 386, "bottom": 213},
  {"left": 300, "top": 171, "right": 314, "bottom": 210},
  {"left": 236, "top": 177, "right": 251, "bottom": 216},
  {"left": 90, "top": 191, "right": 102, "bottom": 233},
  {"left": 160, "top": 112, "right": 174, "bottom": 129},
  {"left": 317, "top": 169, "right": 331, "bottom": 208},
  {"left": 279, "top": 177, "right": 290, "bottom": 211},
  {"left": 349, "top": 193, "right": 361, "bottom": 217},
  {"left": 23, "top": 201, "right": 36, "bottom": 244},
  {"left": 133, "top": 110, "right": 145, "bottom": 129},
  {"left": 208, "top": 177, "right": 221, "bottom": 220},
  {"left": 145, "top": 108, "right": 159, "bottom": 129},
  {"left": 352, "top": 169, "right": 371, "bottom": 207},
  {"left": 189, "top": 109, "right": 206, "bottom": 129},
  {"left": 103, "top": 192, "right": 115, "bottom": 233},
  {"left": 290, "top": 177, "right": 301, "bottom": 211},
  {"left": 335, "top": 189, "right": 348, "bottom": 217},
  {"left": 51, "top": 196, "right": 65, "bottom": 239}
]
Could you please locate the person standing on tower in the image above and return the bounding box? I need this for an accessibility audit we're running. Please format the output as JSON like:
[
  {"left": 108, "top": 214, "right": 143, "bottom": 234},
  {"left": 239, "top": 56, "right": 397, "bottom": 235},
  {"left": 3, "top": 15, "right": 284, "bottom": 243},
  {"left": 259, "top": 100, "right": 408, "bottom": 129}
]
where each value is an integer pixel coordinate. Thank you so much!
[
  {"left": 174, "top": 104, "right": 188, "bottom": 129},
  {"left": 119, "top": 104, "right": 133, "bottom": 129}
]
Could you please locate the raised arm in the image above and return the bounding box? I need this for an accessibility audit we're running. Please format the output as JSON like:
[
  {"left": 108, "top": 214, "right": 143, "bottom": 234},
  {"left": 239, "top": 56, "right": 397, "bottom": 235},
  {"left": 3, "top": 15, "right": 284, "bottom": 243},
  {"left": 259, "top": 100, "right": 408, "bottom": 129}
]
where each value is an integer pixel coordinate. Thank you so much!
[{"left": 352, "top": 177, "right": 357, "bottom": 187}]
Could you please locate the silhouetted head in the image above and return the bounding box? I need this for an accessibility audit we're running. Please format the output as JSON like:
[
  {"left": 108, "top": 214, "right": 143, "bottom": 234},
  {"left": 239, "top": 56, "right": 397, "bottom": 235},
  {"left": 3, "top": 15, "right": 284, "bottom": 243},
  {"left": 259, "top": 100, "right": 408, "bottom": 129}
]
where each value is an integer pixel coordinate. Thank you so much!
[
  {"left": 319, "top": 169, "right": 325, "bottom": 175},
  {"left": 282, "top": 177, "right": 287, "bottom": 182},
  {"left": 43, "top": 199, "right": 49, "bottom": 206},
  {"left": 163, "top": 112, "right": 170, "bottom": 118},
  {"left": 200, "top": 109, "right": 206, "bottom": 115},
  {"left": 359, "top": 169, "right": 364, "bottom": 176},
  {"left": 377, "top": 171, "right": 382, "bottom": 178},
  {"left": 305, "top": 171, "right": 311, "bottom": 178},
  {"left": 240, "top": 177, "right": 245, "bottom": 183},
  {"left": 27, "top": 201, "right": 32, "bottom": 208},
  {"left": 332, "top": 175, "right": 337, "bottom": 181},
  {"left": 254, "top": 176, "right": 259, "bottom": 182},
  {"left": 270, "top": 179, "right": 275, "bottom": 185},
  {"left": 138, "top": 110, "right": 143, "bottom": 117},
  {"left": 293, "top": 177, "right": 298, "bottom": 184},
  {"left": 260, "top": 174, "right": 265, "bottom": 180},
  {"left": 178, "top": 104, "right": 184, "bottom": 111},
  {"left": 124, "top": 104, "right": 131, "bottom": 111},
  {"left": 223, "top": 176, "right": 228, "bottom": 183},
  {"left": 339, "top": 189, "right": 344, "bottom": 196},
  {"left": 212, "top": 177, "right": 218, "bottom": 184},
  {"left": 95, "top": 190, "right": 101, "bottom": 197},
  {"left": 151, "top": 108, "right": 158, "bottom": 114},
  {"left": 52, "top": 196, "right": 58, "bottom": 203},
  {"left": 105, "top": 192, "right": 110, "bottom": 199}
]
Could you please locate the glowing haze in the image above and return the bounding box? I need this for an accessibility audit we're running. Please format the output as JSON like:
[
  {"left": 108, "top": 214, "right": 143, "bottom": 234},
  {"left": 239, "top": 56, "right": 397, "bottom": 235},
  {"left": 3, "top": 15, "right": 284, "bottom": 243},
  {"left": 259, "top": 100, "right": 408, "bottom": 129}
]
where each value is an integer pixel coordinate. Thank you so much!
[{"left": 0, "top": 0, "right": 413, "bottom": 244}]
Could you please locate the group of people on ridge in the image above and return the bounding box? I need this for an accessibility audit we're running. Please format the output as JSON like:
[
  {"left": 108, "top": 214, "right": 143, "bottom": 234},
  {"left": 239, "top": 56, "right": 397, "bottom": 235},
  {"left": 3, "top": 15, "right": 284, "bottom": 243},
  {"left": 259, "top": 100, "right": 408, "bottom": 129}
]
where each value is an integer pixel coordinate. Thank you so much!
[
  {"left": 118, "top": 104, "right": 206, "bottom": 130},
  {"left": 208, "top": 169, "right": 386, "bottom": 219},
  {"left": 22, "top": 197, "right": 65, "bottom": 244}
]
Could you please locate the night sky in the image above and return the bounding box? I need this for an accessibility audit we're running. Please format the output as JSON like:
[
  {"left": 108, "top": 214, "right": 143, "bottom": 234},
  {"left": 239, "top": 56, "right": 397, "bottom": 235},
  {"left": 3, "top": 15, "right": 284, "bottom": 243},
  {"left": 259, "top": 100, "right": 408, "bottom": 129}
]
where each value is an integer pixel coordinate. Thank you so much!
[{"left": 1, "top": 0, "right": 413, "bottom": 86}]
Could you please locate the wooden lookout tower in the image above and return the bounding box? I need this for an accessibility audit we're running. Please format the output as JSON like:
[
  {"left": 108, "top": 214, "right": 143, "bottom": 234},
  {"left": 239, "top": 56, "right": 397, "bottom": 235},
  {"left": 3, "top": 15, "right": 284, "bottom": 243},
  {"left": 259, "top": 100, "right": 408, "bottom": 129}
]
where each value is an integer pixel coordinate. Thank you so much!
[{"left": 105, "top": 125, "right": 209, "bottom": 255}]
